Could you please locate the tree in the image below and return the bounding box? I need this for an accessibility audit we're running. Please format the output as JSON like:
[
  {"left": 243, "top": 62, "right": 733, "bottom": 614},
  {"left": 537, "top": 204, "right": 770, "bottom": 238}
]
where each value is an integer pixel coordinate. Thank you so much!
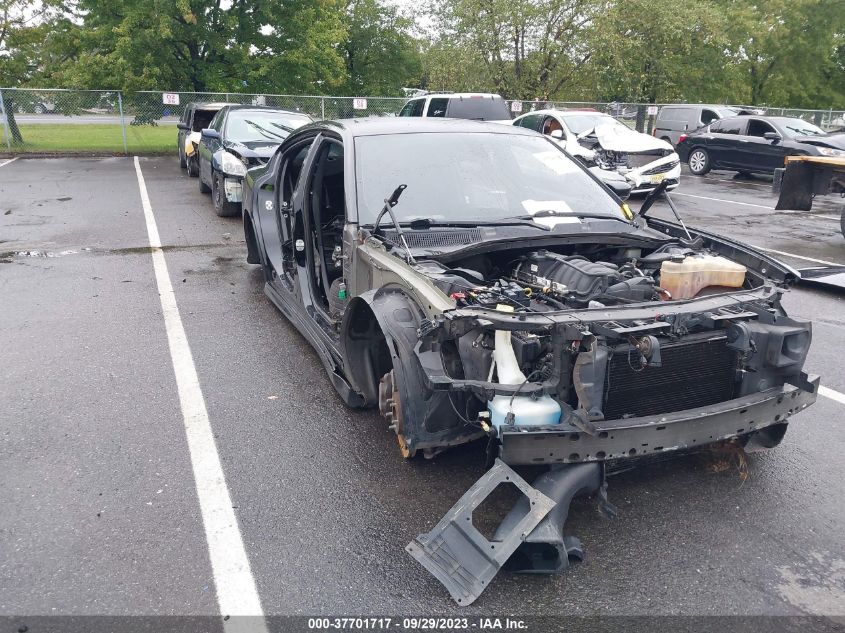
[
  {"left": 586, "top": 0, "right": 731, "bottom": 104},
  {"left": 717, "top": 0, "right": 845, "bottom": 107},
  {"left": 342, "top": 0, "right": 421, "bottom": 96},
  {"left": 429, "top": 0, "right": 601, "bottom": 99}
]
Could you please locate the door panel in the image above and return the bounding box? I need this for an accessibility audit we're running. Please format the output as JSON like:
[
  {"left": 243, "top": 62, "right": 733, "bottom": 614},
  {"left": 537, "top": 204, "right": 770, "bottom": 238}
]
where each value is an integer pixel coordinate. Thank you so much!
[
  {"left": 256, "top": 139, "right": 318, "bottom": 279},
  {"left": 738, "top": 119, "right": 787, "bottom": 172}
]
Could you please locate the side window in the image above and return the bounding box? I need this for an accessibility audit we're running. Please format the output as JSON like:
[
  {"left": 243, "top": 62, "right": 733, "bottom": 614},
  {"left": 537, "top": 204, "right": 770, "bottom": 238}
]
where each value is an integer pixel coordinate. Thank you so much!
[
  {"left": 427, "top": 98, "right": 448, "bottom": 117},
  {"left": 398, "top": 101, "right": 414, "bottom": 117},
  {"left": 210, "top": 109, "right": 226, "bottom": 132},
  {"left": 700, "top": 109, "right": 719, "bottom": 125},
  {"left": 712, "top": 118, "right": 742, "bottom": 134},
  {"left": 410, "top": 98, "right": 425, "bottom": 117},
  {"left": 518, "top": 114, "right": 543, "bottom": 132},
  {"left": 746, "top": 119, "right": 776, "bottom": 137}
]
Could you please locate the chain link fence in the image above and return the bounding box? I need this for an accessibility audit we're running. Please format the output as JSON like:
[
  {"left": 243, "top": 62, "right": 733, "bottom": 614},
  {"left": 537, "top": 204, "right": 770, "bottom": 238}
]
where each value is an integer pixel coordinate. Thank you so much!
[{"left": 2, "top": 87, "right": 843, "bottom": 154}]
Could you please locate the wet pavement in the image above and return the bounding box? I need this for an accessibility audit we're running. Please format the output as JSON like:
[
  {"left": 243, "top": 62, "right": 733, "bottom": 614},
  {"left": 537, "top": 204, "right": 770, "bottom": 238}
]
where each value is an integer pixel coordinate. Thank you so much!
[{"left": 1, "top": 158, "right": 844, "bottom": 620}]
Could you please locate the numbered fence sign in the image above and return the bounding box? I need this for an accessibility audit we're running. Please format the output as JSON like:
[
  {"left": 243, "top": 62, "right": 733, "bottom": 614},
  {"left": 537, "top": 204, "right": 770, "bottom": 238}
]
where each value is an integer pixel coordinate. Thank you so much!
[
  {"left": 647, "top": 105, "right": 659, "bottom": 116},
  {"left": 510, "top": 101, "right": 523, "bottom": 113},
  {"left": 353, "top": 98, "right": 368, "bottom": 110},
  {"left": 162, "top": 93, "right": 180, "bottom": 106}
]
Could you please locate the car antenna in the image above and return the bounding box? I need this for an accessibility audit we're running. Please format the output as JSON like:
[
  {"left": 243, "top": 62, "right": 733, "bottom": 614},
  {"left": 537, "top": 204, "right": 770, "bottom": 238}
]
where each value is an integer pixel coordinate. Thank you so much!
[
  {"left": 637, "top": 180, "right": 692, "bottom": 240},
  {"left": 372, "top": 184, "right": 416, "bottom": 264}
]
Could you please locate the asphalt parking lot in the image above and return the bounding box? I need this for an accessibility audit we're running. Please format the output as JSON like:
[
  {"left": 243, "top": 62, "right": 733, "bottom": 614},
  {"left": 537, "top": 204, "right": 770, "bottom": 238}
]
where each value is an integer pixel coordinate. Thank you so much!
[{"left": 1, "top": 156, "right": 844, "bottom": 625}]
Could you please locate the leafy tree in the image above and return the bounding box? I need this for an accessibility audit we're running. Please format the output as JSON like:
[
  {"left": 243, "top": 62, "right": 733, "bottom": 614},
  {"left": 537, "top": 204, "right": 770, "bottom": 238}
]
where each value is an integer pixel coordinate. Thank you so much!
[
  {"left": 429, "top": 0, "right": 601, "bottom": 99},
  {"left": 716, "top": 0, "right": 845, "bottom": 107},
  {"left": 341, "top": 0, "right": 421, "bottom": 96},
  {"left": 586, "top": 0, "right": 730, "bottom": 103}
]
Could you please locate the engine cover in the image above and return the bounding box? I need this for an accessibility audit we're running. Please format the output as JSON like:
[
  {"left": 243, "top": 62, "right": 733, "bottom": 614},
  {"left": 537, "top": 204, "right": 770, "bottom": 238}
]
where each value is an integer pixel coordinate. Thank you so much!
[{"left": 516, "top": 251, "right": 654, "bottom": 306}]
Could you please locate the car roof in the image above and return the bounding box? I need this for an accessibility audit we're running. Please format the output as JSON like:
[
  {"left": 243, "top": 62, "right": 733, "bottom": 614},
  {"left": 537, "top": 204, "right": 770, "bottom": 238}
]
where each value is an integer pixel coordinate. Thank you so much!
[
  {"left": 189, "top": 102, "right": 233, "bottom": 110},
  {"left": 225, "top": 105, "right": 311, "bottom": 116},
  {"left": 515, "top": 109, "right": 612, "bottom": 119},
  {"left": 411, "top": 93, "right": 503, "bottom": 100},
  {"left": 294, "top": 117, "right": 538, "bottom": 140}
]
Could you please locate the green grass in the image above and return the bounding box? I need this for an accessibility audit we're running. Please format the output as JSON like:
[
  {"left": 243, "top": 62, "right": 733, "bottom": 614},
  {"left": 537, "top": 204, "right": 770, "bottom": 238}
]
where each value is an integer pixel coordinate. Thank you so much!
[{"left": 7, "top": 124, "right": 175, "bottom": 154}]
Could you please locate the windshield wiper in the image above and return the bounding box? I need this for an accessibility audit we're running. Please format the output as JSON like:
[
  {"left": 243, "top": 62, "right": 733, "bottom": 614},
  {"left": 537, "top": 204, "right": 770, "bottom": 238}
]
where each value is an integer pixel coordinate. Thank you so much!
[
  {"left": 371, "top": 184, "right": 416, "bottom": 263},
  {"left": 505, "top": 210, "right": 634, "bottom": 225},
  {"left": 403, "top": 218, "right": 550, "bottom": 231}
]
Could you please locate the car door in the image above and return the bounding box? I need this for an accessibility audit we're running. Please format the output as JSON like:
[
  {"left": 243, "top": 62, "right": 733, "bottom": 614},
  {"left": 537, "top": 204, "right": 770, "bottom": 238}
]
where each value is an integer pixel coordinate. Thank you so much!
[
  {"left": 739, "top": 118, "right": 788, "bottom": 172},
  {"left": 704, "top": 118, "right": 746, "bottom": 168},
  {"left": 255, "top": 136, "right": 319, "bottom": 284}
]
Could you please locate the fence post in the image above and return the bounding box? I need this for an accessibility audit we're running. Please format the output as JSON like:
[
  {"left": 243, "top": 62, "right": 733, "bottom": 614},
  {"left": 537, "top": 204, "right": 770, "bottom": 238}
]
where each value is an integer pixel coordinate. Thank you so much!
[
  {"left": 0, "top": 89, "right": 11, "bottom": 150},
  {"left": 117, "top": 91, "right": 129, "bottom": 155}
]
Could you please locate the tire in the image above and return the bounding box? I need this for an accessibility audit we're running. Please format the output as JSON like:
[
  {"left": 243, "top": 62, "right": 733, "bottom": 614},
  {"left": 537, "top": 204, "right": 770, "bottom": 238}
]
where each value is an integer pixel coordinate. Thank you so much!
[
  {"left": 34, "top": 104, "right": 45, "bottom": 114},
  {"left": 186, "top": 153, "right": 199, "bottom": 178},
  {"left": 198, "top": 165, "right": 211, "bottom": 193},
  {"left": 688, "top": 148, "right": 711, "bottom": 175},
  {"left": 212, "top": 171, "right": 240, "bottom": 217}
]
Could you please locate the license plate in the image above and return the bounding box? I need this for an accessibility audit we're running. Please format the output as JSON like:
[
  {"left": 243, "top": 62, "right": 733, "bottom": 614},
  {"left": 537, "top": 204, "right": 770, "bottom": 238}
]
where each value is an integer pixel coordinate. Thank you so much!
[{"left": 649, "top": 173, "right": 666, "bottom": 184}]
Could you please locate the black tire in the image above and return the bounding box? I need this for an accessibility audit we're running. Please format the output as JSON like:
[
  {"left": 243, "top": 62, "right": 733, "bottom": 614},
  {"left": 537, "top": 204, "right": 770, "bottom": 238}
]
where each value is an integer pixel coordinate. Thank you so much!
[
  {"left": 179, "top": 142, "right": 187, "bottom": 168},
  {"left": 198, "top": 165, "right": 211, "bottom": 193},
  {"left": 187, "top": 153, "right": 199, "bottom": 178},
  {"left": 212, "top": 171, "right": 240, "bottom": 217},
  {"left": 688, "top": 148, "right": 711, "bottom": 175}
]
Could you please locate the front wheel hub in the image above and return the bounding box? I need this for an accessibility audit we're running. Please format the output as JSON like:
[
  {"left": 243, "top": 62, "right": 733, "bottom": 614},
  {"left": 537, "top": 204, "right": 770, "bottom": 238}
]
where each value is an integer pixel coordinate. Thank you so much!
[{"left": 378, "top": 370, "right": 415, "bottom": 458}]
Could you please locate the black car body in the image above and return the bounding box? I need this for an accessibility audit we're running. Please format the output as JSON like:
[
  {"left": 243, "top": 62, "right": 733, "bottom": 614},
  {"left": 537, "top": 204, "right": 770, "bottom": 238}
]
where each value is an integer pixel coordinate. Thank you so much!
[
  {"left": 197, "top": 106, "right": 312, "bottom": 216},
  {"left": 241, "top": 118, "right": 817, "bottom": 467},
  {"left": 177, "top": 102, "right": 231, "bottom": 175},
  {"left": 677, "top": 115, "right": 845, "bottom": 176}
]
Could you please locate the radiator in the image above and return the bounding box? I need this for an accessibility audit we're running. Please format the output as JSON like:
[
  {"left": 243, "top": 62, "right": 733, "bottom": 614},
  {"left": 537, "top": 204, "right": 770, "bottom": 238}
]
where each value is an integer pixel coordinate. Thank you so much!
[{"left": 602, "top": 336, "right": 738, "bottom": 420}]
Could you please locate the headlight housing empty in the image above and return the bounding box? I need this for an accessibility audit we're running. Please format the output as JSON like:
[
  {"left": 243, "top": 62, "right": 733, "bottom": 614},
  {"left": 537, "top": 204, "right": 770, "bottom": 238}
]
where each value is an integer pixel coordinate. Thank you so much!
[{"left": 220, "top": 151, "right": 248, "bottom": 177}]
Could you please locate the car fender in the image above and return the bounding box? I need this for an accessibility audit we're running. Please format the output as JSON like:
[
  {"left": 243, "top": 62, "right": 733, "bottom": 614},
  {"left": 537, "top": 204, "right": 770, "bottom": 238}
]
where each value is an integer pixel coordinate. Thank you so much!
[{"left": 341, "top": 287, "right": 479, "bottom": 454}]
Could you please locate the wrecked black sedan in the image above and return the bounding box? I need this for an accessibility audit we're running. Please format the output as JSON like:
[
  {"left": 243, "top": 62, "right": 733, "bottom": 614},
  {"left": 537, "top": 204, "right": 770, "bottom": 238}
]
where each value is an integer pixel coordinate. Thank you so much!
[{"left": 242, "top": 118, "right": 818, "bottom": 603}]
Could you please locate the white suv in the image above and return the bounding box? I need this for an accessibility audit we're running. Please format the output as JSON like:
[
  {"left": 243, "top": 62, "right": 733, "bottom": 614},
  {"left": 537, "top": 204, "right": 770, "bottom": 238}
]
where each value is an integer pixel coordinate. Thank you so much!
[{"left": 398, "top": 93, "right": 511, "bottom": 122}]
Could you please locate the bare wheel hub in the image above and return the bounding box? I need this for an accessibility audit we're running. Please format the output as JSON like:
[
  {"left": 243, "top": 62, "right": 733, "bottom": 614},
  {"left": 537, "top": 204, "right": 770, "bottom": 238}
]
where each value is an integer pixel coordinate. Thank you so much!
[{"left": 378, "top": 370, "right": 415, "bottom": 458}]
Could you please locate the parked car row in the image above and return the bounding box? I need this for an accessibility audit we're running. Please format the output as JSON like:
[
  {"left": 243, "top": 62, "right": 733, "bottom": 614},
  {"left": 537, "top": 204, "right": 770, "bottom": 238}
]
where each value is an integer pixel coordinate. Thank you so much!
[{"left": 177, "top": 102, "right": 313, "bottom": 216}]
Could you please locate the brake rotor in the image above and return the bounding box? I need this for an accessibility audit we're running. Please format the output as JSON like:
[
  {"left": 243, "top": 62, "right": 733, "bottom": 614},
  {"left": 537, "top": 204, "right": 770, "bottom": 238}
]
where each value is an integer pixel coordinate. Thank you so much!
[{"left": 378, "top": 369, "right": 415, "bottom": 458}]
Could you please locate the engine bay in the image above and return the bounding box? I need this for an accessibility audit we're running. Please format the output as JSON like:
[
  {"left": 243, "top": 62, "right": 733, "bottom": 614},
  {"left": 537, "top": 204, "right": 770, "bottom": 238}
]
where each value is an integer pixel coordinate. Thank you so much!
[{"left": 418, "top": 241, "right": 750, "bottom": 312}]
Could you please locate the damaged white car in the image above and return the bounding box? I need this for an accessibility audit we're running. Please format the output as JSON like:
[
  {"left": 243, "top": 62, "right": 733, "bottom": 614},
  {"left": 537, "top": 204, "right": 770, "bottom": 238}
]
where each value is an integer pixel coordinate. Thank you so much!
[{"left": 513, "top": 109, "right": 681, "bottom": 195}]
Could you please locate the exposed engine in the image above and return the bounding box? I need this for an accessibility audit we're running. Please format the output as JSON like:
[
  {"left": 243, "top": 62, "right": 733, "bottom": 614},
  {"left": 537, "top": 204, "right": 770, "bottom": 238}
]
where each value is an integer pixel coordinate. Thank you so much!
[{"left": 593, "top": 149, "right": 629, "bottom": 171}]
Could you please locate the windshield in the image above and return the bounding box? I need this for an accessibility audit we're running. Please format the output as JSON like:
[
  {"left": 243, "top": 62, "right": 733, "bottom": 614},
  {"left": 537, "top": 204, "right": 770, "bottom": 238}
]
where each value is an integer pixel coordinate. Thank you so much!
[
  {"left": 561, "top": 114, "right": 626, "bottom": 135},
  {"left": 779, "top": 119, "right": 826, "bottom": 138},
  {"left": 354, "top": 132, "right": 626, "bottom": 225},
  {"left": 225, "top": 111, "right": 311, "bottom": 142}
]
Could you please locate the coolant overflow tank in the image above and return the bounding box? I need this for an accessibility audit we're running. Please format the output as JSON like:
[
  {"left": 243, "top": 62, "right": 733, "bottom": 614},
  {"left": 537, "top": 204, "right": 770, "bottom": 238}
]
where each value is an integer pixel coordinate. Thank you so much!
[{"left": 659, "top": 255, "right": 746, "bottom": 300}]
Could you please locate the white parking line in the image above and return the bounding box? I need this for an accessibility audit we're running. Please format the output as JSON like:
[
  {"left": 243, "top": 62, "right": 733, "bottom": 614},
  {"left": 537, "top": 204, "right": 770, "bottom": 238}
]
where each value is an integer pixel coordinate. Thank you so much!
[
  {"left": 672, "top": 191, "right": 774, "bottom": 209},
  {"left": 133, "top": 157, "right": 267, "bottom": 632},
  {"left": 820, "top": 385, "right": 845, "bottom": 406},
  {"left": 753, "top": 246, "right": 844, "bottom": 267},
  {"left": 0, "top": 157, "right": 19, "bottom": 168}
]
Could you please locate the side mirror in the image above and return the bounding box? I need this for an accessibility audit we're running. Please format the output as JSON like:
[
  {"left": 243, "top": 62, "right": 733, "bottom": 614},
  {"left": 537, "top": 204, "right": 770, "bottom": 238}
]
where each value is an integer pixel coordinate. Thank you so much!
[
  {"left": 549, "top": 129, "right": 564, "bottom": 140},
  {"left": 764, "top": 132, "right": 782, "bottom": 143},
  {"left": 177, "top": 122, "right": 189, "bottom": 131},
  {"left": 201, "top": 128, "right": 220, "bottom": 140}
]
